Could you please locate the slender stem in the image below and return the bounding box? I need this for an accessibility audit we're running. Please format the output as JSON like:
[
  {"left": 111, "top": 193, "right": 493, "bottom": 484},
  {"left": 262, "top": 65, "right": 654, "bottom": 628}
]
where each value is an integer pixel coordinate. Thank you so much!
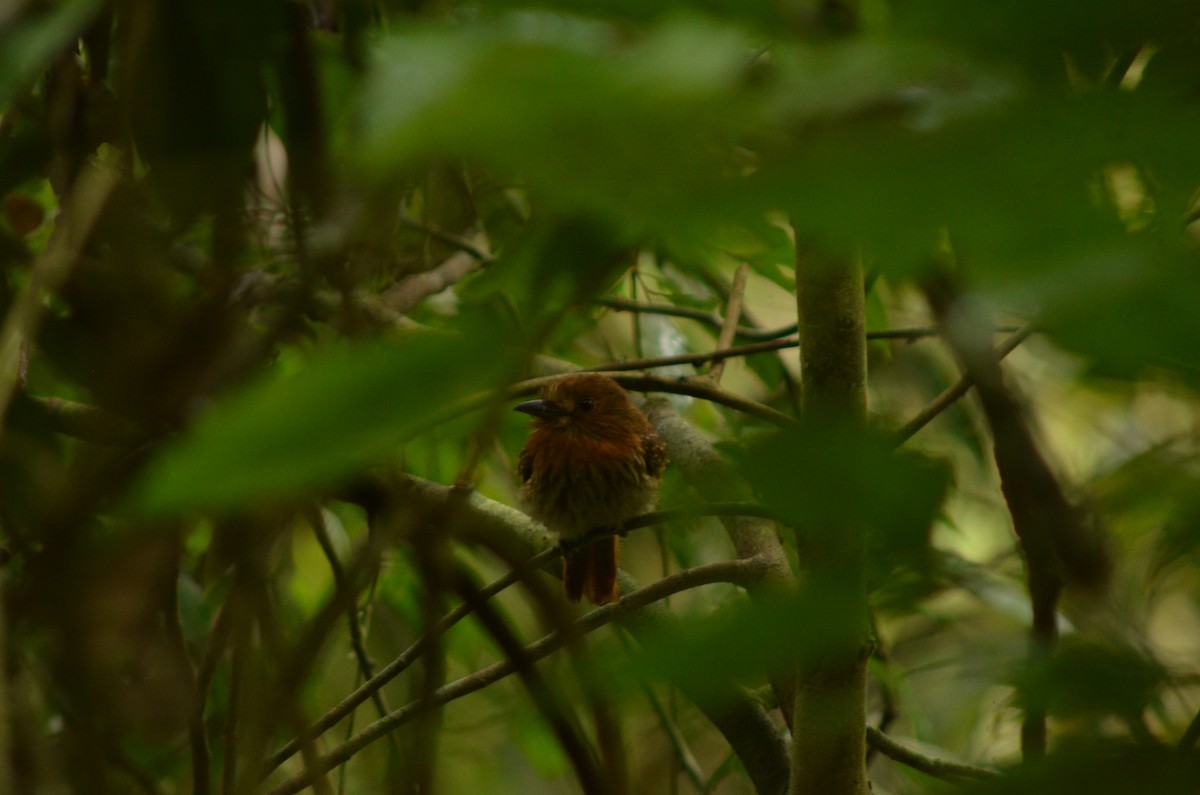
[
  {"left": 591, "top": 327, "right": 1014, "bottom": 376},
  {"left": 397, "top": 214, "right": 493, "bottom": 264},
  {"left": 708, "top": 264, "right": 749, "bottom": 384},
  {"left": 265, "top": 558, "right": 769, "bottom": 795},
  {"left": 306, "top": 508, "right": 391, "bottom": 719},
  {"left": 617, "top": 629, "right": 706, "bottom": 791},
  {"left": 264, "top": 500, "right": 772, "bottom": 775},
  {"left": 893, "top": 325, "right": 1036, "bottom": 445},
  {"left": 0, "top": 153, "right": 122, "bottom": 433},
  {"left": 865, "top": 728, "right": 1000, "bottom": 783},
  {"left": 595, "top": 296, "right": 797, "bottom": 341}
]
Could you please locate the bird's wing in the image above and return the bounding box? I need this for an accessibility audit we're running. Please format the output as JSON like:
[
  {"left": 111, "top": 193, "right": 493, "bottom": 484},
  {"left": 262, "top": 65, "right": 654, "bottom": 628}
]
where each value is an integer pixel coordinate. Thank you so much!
[
  {"left": 518, "top": 445, "right": 535, "bottom": 483},
  {"left": 641, "top": 433, "right": 667, "bottom": 478}
]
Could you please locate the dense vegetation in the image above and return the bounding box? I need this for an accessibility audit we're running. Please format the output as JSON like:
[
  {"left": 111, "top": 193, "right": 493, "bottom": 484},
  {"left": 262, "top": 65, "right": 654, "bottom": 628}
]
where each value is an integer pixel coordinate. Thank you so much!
[{"left": 2, "top": 1, "right": 1200, "bottom": 793}]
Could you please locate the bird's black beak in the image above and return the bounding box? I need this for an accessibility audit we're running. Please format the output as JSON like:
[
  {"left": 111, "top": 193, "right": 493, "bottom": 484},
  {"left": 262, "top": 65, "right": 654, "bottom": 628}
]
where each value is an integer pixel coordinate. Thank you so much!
[{"left": 514, "top": 399, "right": 568, "bottom": 419}]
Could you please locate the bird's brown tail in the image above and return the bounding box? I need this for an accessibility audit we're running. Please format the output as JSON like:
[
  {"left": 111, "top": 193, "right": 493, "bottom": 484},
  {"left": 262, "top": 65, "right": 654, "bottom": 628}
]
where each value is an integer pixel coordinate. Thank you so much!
[{"left": 563, "top": 536, "right": 619, "bottom": 605}]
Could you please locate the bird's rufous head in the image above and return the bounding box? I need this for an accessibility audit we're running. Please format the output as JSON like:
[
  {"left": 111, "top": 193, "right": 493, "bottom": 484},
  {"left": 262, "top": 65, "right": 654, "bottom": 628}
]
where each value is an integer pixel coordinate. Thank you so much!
[{"left": 514, "top": 374, "right": 647, "bottom": 436}]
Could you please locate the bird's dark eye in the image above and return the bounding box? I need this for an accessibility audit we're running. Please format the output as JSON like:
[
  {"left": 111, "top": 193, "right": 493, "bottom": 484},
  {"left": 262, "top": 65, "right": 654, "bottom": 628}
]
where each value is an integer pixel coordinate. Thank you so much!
[{"left": 577, "top": 397, "right": 596, "bottom": 413}]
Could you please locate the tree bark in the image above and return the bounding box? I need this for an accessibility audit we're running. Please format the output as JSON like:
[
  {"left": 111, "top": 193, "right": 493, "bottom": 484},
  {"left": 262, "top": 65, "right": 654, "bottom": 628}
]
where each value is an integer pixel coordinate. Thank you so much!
[{"left": 788, "top": 252, "right": 869, "bottom": 795}]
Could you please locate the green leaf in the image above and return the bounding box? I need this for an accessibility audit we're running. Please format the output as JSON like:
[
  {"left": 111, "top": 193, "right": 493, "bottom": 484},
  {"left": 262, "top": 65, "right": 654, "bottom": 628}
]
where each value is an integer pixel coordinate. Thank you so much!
[
  {"left": 1013, "top": 637, "right": 1164, "bottom": 720},
  {"left": 0, "top": 0, "right": 103, "bottom": 108},
  {"left": 743, "top": 416, "right": 950, "bottom": 539},
  {"left": 126, "top": 325, "right": 514, "bottom": 517},
  {"left": 359, "top": 16, "right": 760, "bottom": 240}
]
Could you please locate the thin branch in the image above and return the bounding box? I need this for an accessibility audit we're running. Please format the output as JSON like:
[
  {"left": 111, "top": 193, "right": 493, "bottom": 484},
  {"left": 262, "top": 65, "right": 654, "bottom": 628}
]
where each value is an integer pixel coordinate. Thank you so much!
[
  {"left": 0, "top": 153, "right": 123, "bottom": 432},
  {"left": 397, "top": 215, "right": 493, "bottom": 264},
  {"left": 1177, "top": 706, "right": 1200, "bottom": 752},
  {"left": 265, "top": 558, "right": 770, "bottom": 795},
  {"left": 708, "top": 264, "right": 749, "bottom": 384},
  {"left": 24, "top": 395, "right": 148, "bottom": 444},
  {"left": 924, "top": 277, "right": 1110, "bottom": 763},
  {"left": 701, "top": 753, "right": 742, "bottom": 794},
  {"left": 590, "top": 338, "right": 795, "bottom": 373},
  {"left": 893, "top": 324, "right": 1036, "bottom": 445},
  {"left": 591, "top": 327, "right": 1016, "bottom": 376},
  {"left": 866, "top": 623, "right": 898, "bottom": 767},
  {"left": 512, "top": 372, "right": 797, "bottom": 426},
  {"left": 616, "top": 629, "right": 706, "bottom": 791},
  {"left": 261, "top": 542, "right": 562, "bottom": 776},
  {"left": 306, "top": 508, "right": 391, "bottom": 720},
  {"left": 222, "top": 598, "right": 247, "bottom": 795},
  {"left": 595, "top": 296, "right": 797, "bottom": 341},
  {"left": 264, "top": 499, "right": 772, "bottom": 776},
  {"left": 192, "top": 603, "right": 234, "bottom": 795},
  {"left": 337, "top": 475, "right": 790, "bottom": 795},
  {"left": 251, "top": 577, "right": 336, "bottom": 795},
  {"left": 865, "top": 727, "right": 1000, "bottom": 784},
  {"left": 452, "top": 565, "right": 608, "bottom": 795}
]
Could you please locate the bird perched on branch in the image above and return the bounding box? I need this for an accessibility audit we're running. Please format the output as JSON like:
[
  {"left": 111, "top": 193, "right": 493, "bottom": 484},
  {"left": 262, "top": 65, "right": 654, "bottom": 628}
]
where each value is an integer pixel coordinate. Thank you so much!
[{"left": 515, "top": 374, "right": 666, "bottom": 604}]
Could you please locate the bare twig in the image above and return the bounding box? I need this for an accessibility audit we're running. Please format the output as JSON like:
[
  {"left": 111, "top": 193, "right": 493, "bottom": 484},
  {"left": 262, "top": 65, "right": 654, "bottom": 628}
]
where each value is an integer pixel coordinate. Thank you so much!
[
  {"left": 191, "top": 604, "right": 234, "bottom": 795},
  {"left": 595, "top": 296, "right": 797, "bottom": 341},
  {"left": 262, "top": 541, "right": 561, "bottom": 776},
  {"left": 708, "top": 264, "right": 749, "bottom": 384},
  {"left": 452, "top": 565, "right": 609, "bottom": 795},
  {"left": 865, "top": 727, "right": 1000, "bottom": 783},
  {"left": 893, "top": 325, "right": 1036, "bottom": 445},
  {"left": 616, "top": 629, "right": 706, "bottom": 791},
  {"left": 866, "top": 622, "right": 898, "bottom": 767},
  {"left": 397, "top": 215, "right": 493, "bottom": 264},
  {"left": 306, "top": 508, "right": 391, "bottom": 719},
  {"left": 592, "top": 327, "right": 1014, "bottom": 377},
  {"left": 0, "top": 153, "right": 122, "bottom": 432}
]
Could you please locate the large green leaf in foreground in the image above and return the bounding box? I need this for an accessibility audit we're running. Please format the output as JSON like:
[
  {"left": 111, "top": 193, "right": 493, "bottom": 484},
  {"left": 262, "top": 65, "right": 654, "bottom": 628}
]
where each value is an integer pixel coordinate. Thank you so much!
[{"left": 128, "top": 327, "right": 511, "bottom": 517}]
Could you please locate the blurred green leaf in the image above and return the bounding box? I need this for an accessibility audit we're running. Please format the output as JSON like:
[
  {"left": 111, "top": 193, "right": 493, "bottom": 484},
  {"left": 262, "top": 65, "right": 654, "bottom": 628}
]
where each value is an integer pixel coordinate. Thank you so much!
[
  {"left": 1028, "top": 247, "right": 1200, "bottom": 386},
  {"left": 360, "top": 15, "right": 758, "bottom": 239},
  {"left": 1013, "top": 637, "right": 1165, "bottom": 721},
  {"left": 969, "top": 741, "right": 1200, "bottom": 795},
  {"left": 897, "top": 0, "right": 1197, "bottom": 76},
  {"left": 479, "top": 0, "right": 792, "bottom": 33},
  {"left": 0, "top": 0, "right": 103, "bottom": 107},
  {"left": 127, "top": 323, "right": 515, "bottom": 517},
  {"left": 743, "top": 416, "right": 950, "bottom": 540},
  {"left": 768, "top": 90, "right": 1200, "bottom": 277},
  {"left": 629, "top": 590, "right": 860, "bottom": 698},
  {"left": 1091, "top": 444, "right": 1200, "bottom": 571}
]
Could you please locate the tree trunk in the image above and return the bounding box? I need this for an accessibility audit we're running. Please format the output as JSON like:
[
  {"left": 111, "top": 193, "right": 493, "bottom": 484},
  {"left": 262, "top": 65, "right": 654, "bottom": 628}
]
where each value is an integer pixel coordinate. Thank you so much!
[{"left": 789, "top": 251, "right": 869, "bottom": 795}]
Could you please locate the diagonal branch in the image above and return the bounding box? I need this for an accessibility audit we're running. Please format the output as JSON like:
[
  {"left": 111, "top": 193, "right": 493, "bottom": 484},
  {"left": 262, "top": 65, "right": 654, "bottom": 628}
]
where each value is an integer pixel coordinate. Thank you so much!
[
  {"left": 708, "top": 264, "right": 750, "bottom": 384},
  {"left": 0, "top": 153, "right": 123, "bottom": 432},
  {"left": 865, "top": 727, "right": 1000, "bottom": 784},
  {"left": 893, "top": 325, "right": 1036, "bottom": 445},
  {"left": 924, "top": 276, "right": 1112, "bottom": 760},
  {"left": 595, "top": 296, "right": 798, "bottom": 341},
  {"left": 265, "top": 557, "right": 772, "bottom": 795}
]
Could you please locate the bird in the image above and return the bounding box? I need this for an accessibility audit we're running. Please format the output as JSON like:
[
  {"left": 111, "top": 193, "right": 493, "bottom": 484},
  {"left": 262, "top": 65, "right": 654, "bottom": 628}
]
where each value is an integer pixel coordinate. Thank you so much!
[{"left": 515, "top": 374, "right": 666, "bottom": 604}]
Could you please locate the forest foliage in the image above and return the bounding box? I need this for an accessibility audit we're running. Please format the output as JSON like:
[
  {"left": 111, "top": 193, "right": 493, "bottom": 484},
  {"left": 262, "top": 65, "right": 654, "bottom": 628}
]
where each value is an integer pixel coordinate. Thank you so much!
[{"left": 2, "top": 0, "right": 1200, "bottom": 793}]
